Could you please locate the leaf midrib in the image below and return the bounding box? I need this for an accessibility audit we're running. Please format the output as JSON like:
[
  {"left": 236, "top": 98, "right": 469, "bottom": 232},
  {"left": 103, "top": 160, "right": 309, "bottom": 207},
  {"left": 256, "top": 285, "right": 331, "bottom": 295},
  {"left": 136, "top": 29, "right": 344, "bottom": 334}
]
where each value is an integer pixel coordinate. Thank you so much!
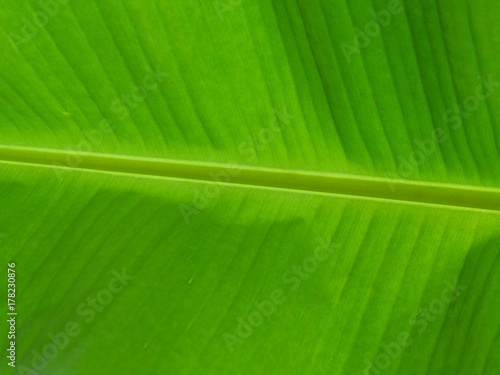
[{"left": 1, "top": 145, "right": 499, "bottom": 212}]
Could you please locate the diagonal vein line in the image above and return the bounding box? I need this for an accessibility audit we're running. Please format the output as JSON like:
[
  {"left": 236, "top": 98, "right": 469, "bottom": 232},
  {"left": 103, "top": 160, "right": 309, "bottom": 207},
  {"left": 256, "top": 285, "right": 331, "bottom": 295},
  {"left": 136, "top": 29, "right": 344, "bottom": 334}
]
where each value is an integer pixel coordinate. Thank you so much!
[{"left": 0, "top": 145, "right": 499, "bottom": 212}]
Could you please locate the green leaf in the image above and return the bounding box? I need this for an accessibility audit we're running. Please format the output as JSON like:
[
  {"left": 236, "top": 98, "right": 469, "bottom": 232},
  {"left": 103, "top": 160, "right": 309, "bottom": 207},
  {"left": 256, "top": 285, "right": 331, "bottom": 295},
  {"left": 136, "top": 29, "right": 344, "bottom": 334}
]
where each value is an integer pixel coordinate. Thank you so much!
[{"left": 1, "top": 1, "right": 499, "bottom": 374}]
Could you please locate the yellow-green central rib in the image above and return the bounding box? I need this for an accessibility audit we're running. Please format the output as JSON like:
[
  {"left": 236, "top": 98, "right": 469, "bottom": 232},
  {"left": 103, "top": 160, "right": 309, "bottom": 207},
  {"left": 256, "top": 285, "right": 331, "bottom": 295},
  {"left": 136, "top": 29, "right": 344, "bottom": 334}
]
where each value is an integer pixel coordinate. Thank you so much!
[{"left": 1, "top": 145, "right": 499, "bottom": 212}]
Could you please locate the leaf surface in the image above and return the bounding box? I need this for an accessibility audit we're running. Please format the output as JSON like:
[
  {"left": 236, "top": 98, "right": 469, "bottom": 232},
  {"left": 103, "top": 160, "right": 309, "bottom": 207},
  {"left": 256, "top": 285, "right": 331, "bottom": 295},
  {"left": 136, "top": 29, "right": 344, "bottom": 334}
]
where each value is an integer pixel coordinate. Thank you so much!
[{"left": 1, "top": 1, "right": 500, "bottom": 374}]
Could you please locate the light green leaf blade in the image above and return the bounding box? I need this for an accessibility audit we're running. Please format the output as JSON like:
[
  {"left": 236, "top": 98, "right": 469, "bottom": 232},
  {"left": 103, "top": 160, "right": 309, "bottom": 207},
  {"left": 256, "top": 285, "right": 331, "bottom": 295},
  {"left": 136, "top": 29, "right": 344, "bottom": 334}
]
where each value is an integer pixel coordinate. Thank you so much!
[
  {"left": 0, "top": 0, "right": 499, "bottom": 375},
  {"left": 1, "top": 164, "right": 500, "bottom": 374},
  {"left": 1, "top": 0, "right": 499, "bottom": 185}
]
